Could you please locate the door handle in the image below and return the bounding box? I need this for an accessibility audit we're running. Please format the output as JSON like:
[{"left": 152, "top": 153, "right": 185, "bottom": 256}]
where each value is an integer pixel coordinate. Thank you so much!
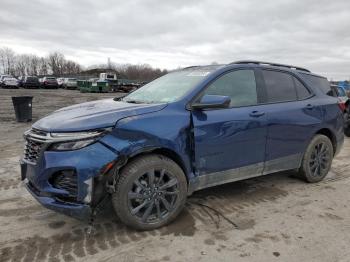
[
  {"left": 305, "top": 104, "right": 314, "bottom": 110},
  {"left": 249, "top": 111, "right": 265, "bottom": 117}
]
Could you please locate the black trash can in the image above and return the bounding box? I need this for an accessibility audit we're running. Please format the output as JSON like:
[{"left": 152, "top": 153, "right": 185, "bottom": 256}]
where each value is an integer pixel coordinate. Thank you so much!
[{"left": 12, "top": 96, "right": 33, "bottom": 122}]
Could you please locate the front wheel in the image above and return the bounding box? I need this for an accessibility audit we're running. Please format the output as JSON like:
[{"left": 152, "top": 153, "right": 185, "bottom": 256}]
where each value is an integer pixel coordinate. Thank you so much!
[
  {"left": 298, "top": 134, "right": 334, "bottom": 183},
  {"left": 112, "top": 154, "right": 188, "bottom": 230}
]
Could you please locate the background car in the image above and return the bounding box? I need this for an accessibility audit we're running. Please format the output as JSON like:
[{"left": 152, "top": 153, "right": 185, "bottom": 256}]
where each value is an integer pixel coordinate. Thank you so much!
[
  {"left": 62, "top": 78, "right": 78, "bottom": 89},
  {"left": 20, "top": 76, "right": 40, "bottom": 89},
  {"left": 332, "top": 85, "right": 350, "bottom": 137},
  {"left": 1, "top": 77, "right": 19, "bottom": 88},
  {"left": 0, "top": 74, "right": 12, "bottom": 85},
  {"left": 57, "top": 77, "right": 65, "bottom": 88},
  {"left": 41, "top": 76, "right": 58, "bottom": 89}
]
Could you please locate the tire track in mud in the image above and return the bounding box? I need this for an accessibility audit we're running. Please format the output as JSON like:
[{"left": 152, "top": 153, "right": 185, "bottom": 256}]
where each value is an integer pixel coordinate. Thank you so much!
[
  {"left": 2, "top": 170, "right": 349, "bottom": 262},
  {"left": 0, "top": 182, "right": 289, "bottom": 262},
  {"left": 0, "top": 177, "right": 21, "bottom": 191}
]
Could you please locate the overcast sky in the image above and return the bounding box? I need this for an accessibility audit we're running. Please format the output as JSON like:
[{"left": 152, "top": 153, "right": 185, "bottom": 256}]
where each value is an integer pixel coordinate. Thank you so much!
[{"left": 1, "top": 0, "right": 350, "bottom": 79}]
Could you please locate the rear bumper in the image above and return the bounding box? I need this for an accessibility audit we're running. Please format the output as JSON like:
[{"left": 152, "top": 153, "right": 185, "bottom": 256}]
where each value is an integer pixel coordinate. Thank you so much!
[
  {"left": 2, "top": 84, "right": 18, "bottom": 88},
  {"left": 43, "top": 83, "right": 58, "bottom": 88},
  {"left": 24, "top": 83, "right": 39, "bottom": 88}
]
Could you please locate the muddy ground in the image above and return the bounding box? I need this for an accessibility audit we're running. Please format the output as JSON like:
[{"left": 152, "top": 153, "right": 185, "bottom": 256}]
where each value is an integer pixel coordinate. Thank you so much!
[{"left": 0, "top": 89, "right": 350, "bottom": 262}]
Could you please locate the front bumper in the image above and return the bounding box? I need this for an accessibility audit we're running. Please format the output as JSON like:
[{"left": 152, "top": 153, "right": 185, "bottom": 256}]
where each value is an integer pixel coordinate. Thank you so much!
[
  {"left": 24, "top": 179, "right": 92, "bottom": 219},
  {"left": 21, "top": 141, "right": 118, "bottom": 220}
]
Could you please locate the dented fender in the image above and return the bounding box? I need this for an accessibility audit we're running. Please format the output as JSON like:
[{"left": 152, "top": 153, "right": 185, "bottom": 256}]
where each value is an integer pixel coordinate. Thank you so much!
[{"left": 99, "top": 104, "right": 195, "bottom": 181}]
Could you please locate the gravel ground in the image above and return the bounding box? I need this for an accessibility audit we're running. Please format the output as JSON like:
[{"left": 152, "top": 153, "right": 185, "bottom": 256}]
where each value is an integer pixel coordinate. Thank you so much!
[{"left": 0, "top": 89, "right": 350, "bottom": 262}]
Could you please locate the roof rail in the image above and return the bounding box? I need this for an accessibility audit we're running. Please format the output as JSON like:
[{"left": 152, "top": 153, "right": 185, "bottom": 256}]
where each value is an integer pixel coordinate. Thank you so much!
[
  {"left": 230, "top": 60, "right": 311, "bottom": 73},
  {"left": 182, "top": 65, "right": 201, "bottom": 70}
]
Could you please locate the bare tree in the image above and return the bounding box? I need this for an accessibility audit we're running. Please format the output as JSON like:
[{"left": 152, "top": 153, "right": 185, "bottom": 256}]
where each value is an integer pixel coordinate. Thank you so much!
[
  {"left": 38, "top": 57, "right": 49, "bottom": 76},
  {"left": 47, "top": 52, "right": 65, "bottom": 75},
  {"left": 29, "top": 55, "right": 40, "bottom": 75},
  {"left": 0, "top": 47, "right": 16, "bottom": 75}
]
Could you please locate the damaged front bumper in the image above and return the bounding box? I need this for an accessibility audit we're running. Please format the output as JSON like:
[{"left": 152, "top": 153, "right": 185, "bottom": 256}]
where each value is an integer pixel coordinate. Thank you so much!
[{"left": 20, "top": 141, "right": 118, "bottom": 220}]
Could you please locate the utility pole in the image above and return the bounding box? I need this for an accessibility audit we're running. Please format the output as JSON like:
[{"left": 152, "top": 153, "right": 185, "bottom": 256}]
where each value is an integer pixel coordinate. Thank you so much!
[{"left": 107, "top": 57, "right": 111, "bottom": 69}]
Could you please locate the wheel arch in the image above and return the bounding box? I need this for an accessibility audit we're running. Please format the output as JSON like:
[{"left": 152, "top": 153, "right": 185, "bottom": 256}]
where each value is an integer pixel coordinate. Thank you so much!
[
  {"left": 314, "top": 128, "right": 337, "bottom": 155},
  {"left": 116, "top": 147, "right": 191, "bottom": 185}
]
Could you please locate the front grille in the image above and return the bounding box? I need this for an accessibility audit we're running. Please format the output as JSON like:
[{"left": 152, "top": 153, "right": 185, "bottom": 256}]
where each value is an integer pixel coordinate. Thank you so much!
[
  {"left": 23, "top": 129, "right": 49, "bottom": 164},
  {"left": 50, "top": 170, "right": 78, "bottom": 201},
  {"left": 24, "top": 138, "right": 44, "bottom": 163}
]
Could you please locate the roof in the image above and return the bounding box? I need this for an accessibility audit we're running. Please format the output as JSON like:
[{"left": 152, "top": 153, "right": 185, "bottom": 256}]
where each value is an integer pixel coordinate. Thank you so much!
[{"left": 230, "top": 60, "right": 310, "bottom": 72}]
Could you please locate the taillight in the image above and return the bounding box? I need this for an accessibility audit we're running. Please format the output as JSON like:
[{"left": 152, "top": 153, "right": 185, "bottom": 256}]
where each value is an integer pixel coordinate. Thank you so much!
[{"left": 338, "top": 101, "right": 346, "bottom": 112}]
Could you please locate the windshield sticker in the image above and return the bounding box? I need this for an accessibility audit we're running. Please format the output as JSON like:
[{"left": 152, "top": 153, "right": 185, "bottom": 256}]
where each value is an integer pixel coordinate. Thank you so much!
[{"left": 186, "top": 71, "right": 211, "bottom": 77}]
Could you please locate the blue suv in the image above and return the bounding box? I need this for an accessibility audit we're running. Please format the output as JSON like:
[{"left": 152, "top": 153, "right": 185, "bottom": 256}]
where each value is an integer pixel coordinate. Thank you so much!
[{"left": 21, "top": 61, "right": 344, "bottom": 230}]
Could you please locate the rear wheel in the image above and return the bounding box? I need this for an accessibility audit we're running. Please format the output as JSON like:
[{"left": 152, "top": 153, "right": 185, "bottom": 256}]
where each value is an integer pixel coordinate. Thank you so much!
[
  {"left": 112, "top": 154, "right": 187, "bottom": 230},
  {"left": 298, "top": 134, "right": 333, "bottom": 183},
  {"left": 345, "top": 128, "right": 350, "bottom": 137}
]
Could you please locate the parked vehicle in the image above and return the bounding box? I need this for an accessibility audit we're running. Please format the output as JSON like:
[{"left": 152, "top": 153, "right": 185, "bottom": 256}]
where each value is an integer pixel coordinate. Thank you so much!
[
  {"left": 41, "top": 76, "right": 58, "bottom": 89},
  {"left": 20, "top": 76, "right": 40, "bottom": 89},
  {"left": 79, "top": 76, "right": 110, "bottom": 93},
  {"left": 332, "top": 85, "right": 350, "bottom": 137},
  {"left": 62, "top": 78, "right": 78, "bottom": 89},
  {"left": 0, "top": 74, "right": 11, "bottom": 84},
  {"left": 21, "top": 61, "right": 344, "bottom": 230},
  {"left": 1, "top": 77, "right": 19, "bottom": 88},
  {"left": 57, "top": 77, "right": 65, "bottom": 88}
]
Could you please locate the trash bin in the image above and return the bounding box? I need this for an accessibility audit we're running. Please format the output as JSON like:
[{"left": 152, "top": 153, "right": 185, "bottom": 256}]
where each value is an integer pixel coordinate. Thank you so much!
[{"left": 12, "top": 96, "right": 33, "bottom": 122}]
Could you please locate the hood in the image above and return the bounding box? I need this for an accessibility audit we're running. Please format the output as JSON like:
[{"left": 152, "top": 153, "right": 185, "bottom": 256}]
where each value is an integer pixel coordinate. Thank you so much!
[{"left": 33, "top": 98, "right": 167, "bottom": 132}]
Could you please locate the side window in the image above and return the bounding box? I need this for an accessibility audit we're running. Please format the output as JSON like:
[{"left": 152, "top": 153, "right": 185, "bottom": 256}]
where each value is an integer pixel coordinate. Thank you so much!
[
  {"left": 203, "top": 70, "right": 257, "bottom": 107},
  {"left": 262, "top": 70, "right": 297, "bottom": 103},
  {"left": 300, "top": 74, "right": 334, "bottom": 97},
  {"left": 293, "top": 77, "right": 311, "bottom": 99}
]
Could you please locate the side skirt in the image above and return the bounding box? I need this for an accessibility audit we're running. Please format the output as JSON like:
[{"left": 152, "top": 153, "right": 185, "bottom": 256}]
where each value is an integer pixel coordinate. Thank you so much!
[{"left": 188, "top": 153, "right": 302, "bottom": 194}]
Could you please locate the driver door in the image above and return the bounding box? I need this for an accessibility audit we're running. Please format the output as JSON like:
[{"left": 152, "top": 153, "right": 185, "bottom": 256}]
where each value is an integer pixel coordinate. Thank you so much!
[{"left": 191, "top": 69, "right": 268, "bottom": 190}]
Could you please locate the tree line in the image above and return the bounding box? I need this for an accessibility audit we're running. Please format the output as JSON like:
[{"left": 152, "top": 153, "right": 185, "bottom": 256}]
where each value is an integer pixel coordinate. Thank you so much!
[
  {"left": 87, "top": 63, "right": 168, "bottom": 82},
  {"left": 0, "top": 47, "right": 168, "bottom": 81},
  {"left": 0, "top": 47, "right": 81, "bottom": 76}
]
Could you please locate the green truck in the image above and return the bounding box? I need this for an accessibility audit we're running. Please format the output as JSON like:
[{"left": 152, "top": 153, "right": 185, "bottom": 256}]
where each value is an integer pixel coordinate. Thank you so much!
[{"left": 78, "top": 73, "right": 140, "bottom": 93}]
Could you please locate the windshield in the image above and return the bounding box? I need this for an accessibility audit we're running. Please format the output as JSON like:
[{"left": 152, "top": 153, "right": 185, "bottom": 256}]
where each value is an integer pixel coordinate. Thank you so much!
[{"left": 123, "top": 69, "right": 213, "bottom": 103}]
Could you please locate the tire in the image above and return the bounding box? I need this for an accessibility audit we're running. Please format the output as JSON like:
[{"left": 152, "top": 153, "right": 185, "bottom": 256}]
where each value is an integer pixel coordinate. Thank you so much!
[
  {"left": 298, "top": 134, "right": 334, "bottom": 183},
  {"left": 112, "top": 154, "right": 187, "bottom": 230},
  {"left": 344, "top": 128, "right": 350, "bottom": 137}
]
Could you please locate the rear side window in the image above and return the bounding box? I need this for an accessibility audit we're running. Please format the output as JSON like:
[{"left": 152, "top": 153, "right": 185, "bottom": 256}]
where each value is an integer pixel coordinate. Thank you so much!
[
  {"left": 293, "top": 77, "right": 311, "bottom": 99},
  {"left": 203, "top": 69, "right": 257, "bottom": 107},
  {"left": 301, "top": 74, "right": 334, "bottom": 96},
  {"left": 262, "top": 70, "right": 297, "bottom": 103}
]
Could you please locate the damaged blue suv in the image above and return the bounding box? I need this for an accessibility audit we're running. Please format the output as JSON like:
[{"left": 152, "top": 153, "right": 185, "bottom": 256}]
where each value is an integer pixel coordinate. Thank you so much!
[{"left": 21, "top": 61, "right": 344, "bottom": 230}]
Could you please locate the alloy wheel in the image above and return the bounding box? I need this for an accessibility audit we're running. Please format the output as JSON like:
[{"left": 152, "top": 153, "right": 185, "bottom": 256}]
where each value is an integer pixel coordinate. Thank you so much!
[
  {"left": 127, "top": 169, "right": 179, "bottom": 223},
  {"left": 309, "top": 142, "right": 331, "bottom": 177}
]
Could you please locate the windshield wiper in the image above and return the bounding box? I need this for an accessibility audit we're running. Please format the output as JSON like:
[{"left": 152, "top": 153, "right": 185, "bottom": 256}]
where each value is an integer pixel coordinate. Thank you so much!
[{"left": 123, "top": 99, "right": 145, "bottom": 104}]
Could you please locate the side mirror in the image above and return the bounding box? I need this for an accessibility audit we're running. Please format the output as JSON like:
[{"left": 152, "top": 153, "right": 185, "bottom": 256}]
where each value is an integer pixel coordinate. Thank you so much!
[{"left": 191, "top": 95, "right": 231, "bottom": 110}]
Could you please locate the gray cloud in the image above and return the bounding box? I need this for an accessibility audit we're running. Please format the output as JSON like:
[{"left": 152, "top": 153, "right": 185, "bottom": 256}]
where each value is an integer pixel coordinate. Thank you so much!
[{"left": 0, "top": 0, "right": 350, "bottom": 79}]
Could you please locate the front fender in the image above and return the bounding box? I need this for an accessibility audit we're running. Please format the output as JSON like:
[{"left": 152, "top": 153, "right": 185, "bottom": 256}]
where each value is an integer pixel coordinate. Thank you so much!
[{"left": 99, "top": 108, "right": 194, "bottom": 179}]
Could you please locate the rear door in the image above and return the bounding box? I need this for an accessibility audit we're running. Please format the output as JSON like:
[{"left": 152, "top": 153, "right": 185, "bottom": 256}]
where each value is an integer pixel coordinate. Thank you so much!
[
  {"left": 191, "top": 69, "right": 268, "bottom": 190},
  {"left": 258, "top": 69, "right": 322, "bottom": 174}
]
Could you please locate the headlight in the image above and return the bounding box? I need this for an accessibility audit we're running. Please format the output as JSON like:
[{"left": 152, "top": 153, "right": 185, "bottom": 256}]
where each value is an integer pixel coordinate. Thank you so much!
[
  {"left": 49, "top": 128, "right": 111, "bottom": 151},
  {"left": 50, "top": 138, "right": 98, "bottom": 151}
]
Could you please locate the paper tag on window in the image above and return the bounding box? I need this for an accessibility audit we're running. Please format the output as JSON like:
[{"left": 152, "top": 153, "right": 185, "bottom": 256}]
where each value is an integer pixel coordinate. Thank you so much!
[{"left": 187, "top": 71, "right": 211, "bottom": 77}]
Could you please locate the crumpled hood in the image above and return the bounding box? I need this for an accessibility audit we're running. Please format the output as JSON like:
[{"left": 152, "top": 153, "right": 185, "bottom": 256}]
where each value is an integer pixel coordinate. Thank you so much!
[{"left": 33, "top": 98, "right": 167, "bottom": 132}]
